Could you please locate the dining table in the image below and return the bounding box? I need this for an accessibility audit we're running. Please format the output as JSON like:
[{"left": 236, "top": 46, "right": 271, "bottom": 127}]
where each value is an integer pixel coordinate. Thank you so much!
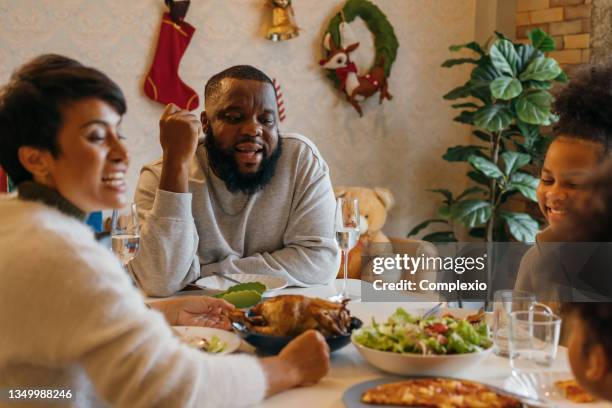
[{"left": 170, "top": 279, "right": 577, "bottom": 408}]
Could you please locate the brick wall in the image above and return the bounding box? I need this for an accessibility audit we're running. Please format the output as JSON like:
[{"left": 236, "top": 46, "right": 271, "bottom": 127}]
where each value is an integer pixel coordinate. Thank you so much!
[{"left": 516, "top": 0, "right": 592, "bottom": 67}]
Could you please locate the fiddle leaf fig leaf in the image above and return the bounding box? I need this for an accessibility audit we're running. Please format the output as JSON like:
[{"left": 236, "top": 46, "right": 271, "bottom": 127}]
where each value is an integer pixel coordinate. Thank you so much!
[
  {"left": 468, "top": 170, "right": 490, "bottom": 186},
  {"left": 422, "top": 231, "right": 458, "bottom": 242},
  {"left": 454, "top": 110, "right": 476, "bottom": 125},
  {"left": 517, "top": 120, "right": 540, "bottom": 140},
  {"left": 449, "top": 41, "right": 485, "bottom": 56},
  {"left": 442, "top": 58, "right": 480, "bottom": 68},
  {"left": 452, "top": 102, "right": 480, "bottom": 109},
  {"left": 427, "top": 188, "right": 454, "bottom": 203},
  {"left": 516, "top": 44, "right": 542, "bottom": 73},
  {"left": 438, "top": 206, "right": 452, "bottom": 218},
  {"left": 555, "top": 71, "right": 569, "bottom": 83},
  {"left": 490, "top": 77, "right": 523, "bottom": 100},
  {"left": 508, "top": 172, "right": 539, "bottom": 201},
  {"left": 407, "top": 219, "right": 448, "bottom": 237},
  {"left": 473, "top": 130, "right": 491, "bottom": 141},
  {"left": 490, "top": 39, "right": 519, "bottom": 76},
  {"left": 471, "top": 60, "right": 501, "bottom": 82},
  {"left": 501, "top": 151, "right": 531, "bottom": 176},
  {"left": 523, "top": 80, "right": 552, "bottom": 90},
  {"left": 451, "top": 200, "right": 493, "bottom": 228},
  {"left": 443, "top": 145, "right": 486, "bottom": 162},
  {"left": 444, "top": 83, "right": 473, "bottom": 100},
  {"left": 457, "top": 186, "right": 487, "bottom": 200},
  {"left": 474, "top": 104, "right": 513, "bottom": 131},
  {"left": 528, "top": 29, "right": 556, "bottom": 52},
  {"left": 468, "top": 155, "right": 505, "bottom": 179},
  {"left": 501, "top": 212, "right": 539, "bottom": 243},
  {"left": 469, "top": 227, "right": 486, "bottom": 238},
  {"left": 520, "top": 57, "right": 562, "bottom": 81},
  {"left": 516, "top": 91, "right": 553, "bottom": 125}
]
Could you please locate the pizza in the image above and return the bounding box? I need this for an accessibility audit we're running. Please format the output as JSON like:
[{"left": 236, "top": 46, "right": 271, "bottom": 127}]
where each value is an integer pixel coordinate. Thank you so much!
[
  {"left": 361, "top": 378, "right": 522, "bottom": 408},
  {"left": 555, "top": 379, "right": 595, "bottom": 403}
]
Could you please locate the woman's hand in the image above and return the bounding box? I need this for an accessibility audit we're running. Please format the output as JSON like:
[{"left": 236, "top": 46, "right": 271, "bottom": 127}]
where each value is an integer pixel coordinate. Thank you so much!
[
  {"left": 149, "top": 296, "right": 235, "bottom": 330},
  {"left": 261, "top": 330, "right": 330, "bottom": 396}
]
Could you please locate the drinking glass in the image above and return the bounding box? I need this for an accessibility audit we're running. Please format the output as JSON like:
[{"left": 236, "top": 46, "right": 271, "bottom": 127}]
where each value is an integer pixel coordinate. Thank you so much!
[
  {"left": 111, "top": 202, "right": 140, "bottom": 268},
  {"left": 329, "top": 197, "right": 360, "bottom": 302},
  {"left": 508, "top": 310, "right": 561, "bottom": 373},
  {"left": 492, "top": 290, "right": 552, "bottom": 356}
]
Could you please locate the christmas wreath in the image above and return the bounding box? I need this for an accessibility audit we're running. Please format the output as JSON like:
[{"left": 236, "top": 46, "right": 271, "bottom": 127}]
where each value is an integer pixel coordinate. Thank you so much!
[{"left": 320, "top": 0, "right": 399, "bottom": 115}]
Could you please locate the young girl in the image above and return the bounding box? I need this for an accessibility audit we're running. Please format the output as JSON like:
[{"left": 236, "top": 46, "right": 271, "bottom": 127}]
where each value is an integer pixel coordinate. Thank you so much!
[
  {"left": 515, "top": 63, "right": 612, "bottom": 301},
  {"left": 0, "top": 54, "right": 329, "bottom": 407}
]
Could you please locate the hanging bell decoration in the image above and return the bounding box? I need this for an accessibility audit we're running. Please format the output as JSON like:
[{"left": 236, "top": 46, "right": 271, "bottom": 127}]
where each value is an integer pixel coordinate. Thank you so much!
[{"left": 266, "top": 0, "right": 299, "bottom": 41}]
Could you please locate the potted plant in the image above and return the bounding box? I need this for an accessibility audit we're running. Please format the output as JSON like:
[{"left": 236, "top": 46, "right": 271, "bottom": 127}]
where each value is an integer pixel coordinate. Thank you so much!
[{"left": 409, "top": 30, "right": 567, "bottom": 243}]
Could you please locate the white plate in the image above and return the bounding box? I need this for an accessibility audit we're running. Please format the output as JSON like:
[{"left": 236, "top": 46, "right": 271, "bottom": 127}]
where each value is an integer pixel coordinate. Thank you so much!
[
  {"left": 503, "top": 371, "right": 609, "bottom": 407},
  {"left": 172, "top": 326, "right": 241, "bottom": 354},
  {"left": 194, "top": 274, "right": 288, "bottom": 294}
]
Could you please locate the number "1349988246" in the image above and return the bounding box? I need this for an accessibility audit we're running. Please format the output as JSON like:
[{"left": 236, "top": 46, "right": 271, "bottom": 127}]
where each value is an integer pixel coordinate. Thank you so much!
[{"left": 7, "top": 389, "right": 72, "bottom": 399}]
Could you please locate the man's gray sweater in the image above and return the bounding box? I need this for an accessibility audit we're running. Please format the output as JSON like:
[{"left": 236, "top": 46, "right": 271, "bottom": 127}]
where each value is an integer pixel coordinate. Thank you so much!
[{"left": 130, "top": 133, "right": 340, "bottom": 296}]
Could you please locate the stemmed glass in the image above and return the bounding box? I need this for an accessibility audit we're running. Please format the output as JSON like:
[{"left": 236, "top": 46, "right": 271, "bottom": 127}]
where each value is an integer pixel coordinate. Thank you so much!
[
  {"left": 111, "top": 202, "right": 140, "bottom": 269},
  {"left": 329, "top": 197, "right": 360, "bottom": 302}
]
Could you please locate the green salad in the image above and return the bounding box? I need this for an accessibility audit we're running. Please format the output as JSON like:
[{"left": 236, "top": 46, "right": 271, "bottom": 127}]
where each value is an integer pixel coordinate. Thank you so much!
[
  {"left": 202, "top": 335, "right": 227, "bottom": 353},
  {"left": 183, "top": 334, "right": 228, "bottom": 353},
  {"left": 352, "top": 308, "right": 492, "bottom": 355}
]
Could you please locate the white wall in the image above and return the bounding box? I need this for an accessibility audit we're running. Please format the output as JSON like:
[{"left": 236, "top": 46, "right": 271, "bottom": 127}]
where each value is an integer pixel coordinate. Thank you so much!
[{"left": 0, "top": 0, "right": 478, "bottom": 238}]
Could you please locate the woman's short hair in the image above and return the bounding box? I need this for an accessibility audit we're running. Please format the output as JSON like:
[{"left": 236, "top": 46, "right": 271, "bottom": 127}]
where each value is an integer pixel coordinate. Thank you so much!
[{"left": 0, "top": 54, "right": 126, "bottom": 184}]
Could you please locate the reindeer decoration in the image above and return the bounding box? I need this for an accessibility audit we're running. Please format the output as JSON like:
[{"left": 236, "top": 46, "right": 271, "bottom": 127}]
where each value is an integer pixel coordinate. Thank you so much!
[{"left": 319, "top": 32, "right": 392, "bottom": 116}]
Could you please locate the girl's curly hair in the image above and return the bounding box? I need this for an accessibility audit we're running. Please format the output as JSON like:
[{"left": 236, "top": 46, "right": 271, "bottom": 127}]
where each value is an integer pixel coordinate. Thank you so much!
[{"left": 552, "top": 63, "right": 612, "bottom": 155}]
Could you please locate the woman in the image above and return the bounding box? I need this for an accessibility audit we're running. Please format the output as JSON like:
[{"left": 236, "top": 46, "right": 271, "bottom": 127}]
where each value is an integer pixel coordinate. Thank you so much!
[{"left": 0, "top": 54, "right": 329, "bottom": 407}]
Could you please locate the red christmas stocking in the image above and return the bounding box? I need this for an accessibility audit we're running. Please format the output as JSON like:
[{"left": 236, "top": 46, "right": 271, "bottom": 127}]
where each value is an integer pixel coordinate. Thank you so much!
[
  {"left": 0, "top": 166, "right": 8, "bottom": 193},
  {"left": 144, "top": 13, "right": 199, "bottom": 111}
]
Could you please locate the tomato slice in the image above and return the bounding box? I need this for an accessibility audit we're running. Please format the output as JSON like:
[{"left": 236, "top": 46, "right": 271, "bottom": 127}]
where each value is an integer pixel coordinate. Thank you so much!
[{"left": 427, "top": 322, "right": 448, "bottom": 334}]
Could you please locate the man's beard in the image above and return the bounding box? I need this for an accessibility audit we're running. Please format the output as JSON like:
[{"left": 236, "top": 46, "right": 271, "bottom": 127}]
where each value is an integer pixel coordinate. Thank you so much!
[{"left": 204, "top": 128, "right": 282, "bottom": 195}]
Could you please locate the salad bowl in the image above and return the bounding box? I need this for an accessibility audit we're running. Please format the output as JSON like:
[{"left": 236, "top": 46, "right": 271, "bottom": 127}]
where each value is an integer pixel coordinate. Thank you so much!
[
  {"left": 352, "top": 339, "right": 492, "bottom": 376},
  {"left": 351, "top": 307, "right": 493, "bottom": 376}
]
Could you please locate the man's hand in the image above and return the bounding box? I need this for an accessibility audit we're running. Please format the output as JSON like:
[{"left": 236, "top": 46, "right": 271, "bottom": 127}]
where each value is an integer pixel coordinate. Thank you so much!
[
  {"left": 159, "top": 103, "right": 202, "bottom": 193},
  {"left": 149, "top": 296, "right": 235, "bottom": 330}
]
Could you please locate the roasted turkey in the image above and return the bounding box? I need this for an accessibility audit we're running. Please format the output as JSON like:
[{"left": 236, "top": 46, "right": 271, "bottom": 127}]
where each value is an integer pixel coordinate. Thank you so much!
[{"left": 232, "top": 295, "right": 352, "bottom": 337}]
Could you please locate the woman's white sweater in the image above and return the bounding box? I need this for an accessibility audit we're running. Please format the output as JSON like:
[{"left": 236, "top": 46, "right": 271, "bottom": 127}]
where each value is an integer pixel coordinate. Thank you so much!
[{"left": 0, "top": 197, "right": 267, "bottom": 407}]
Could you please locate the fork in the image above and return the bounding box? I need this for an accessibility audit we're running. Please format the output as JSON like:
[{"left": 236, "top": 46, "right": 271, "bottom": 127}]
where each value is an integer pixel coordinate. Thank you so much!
[
  {"left": 211, "top": 271, "right": 242, "bottom": 285},
  {"left": 422, "top": 302, "right": 443, "bottom": 319}
]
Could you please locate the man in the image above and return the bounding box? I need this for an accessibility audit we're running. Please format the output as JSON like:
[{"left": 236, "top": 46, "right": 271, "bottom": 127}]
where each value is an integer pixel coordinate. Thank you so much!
[{"left": 130, "top": 65, "right": 339, "bottom": 296}]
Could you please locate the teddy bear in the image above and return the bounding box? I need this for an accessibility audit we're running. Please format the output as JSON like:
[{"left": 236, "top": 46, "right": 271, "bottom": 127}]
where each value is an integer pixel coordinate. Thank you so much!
[{"left": 334, "top": 186, "right": 394, "bottom": 279}]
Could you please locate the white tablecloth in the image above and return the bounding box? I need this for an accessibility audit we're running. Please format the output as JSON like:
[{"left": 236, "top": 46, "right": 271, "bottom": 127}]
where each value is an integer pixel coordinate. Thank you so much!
[
  {"left": 248, "top": 280, "right": 569, "bottom": 407},
  {"left": 176, "top": 279, "right": 571, "bottom": 407}
]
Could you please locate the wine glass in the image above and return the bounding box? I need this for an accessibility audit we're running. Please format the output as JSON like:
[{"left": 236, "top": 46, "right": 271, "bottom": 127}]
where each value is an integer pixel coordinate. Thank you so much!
[
  {"left": 111, "top": 202, "right": 140, "bottom": 268},
  {"left": 329, "top": 197, "right": 360, "bottom": 302}
]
